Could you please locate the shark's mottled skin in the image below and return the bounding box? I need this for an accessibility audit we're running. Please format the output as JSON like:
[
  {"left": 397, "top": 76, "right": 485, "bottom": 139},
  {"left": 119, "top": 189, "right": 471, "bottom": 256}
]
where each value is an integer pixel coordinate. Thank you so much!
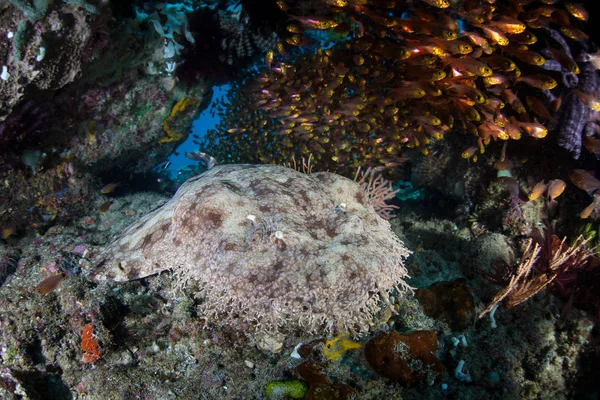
[{"left": 92, "top": 164, "right": 411, "bottom": 335}]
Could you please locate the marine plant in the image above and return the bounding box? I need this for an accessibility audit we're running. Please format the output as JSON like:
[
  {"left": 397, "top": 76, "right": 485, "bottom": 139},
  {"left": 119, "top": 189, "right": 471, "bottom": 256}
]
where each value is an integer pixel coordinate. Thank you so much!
[{"left": 480, "top": 221, "right": 600, "bottom": 320}]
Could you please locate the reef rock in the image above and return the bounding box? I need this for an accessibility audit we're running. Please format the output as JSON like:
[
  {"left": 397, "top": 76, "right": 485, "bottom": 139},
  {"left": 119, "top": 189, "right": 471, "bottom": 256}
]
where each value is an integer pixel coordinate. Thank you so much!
[{"left": 92, "top": 164, "right": 411, "bottom": 335}]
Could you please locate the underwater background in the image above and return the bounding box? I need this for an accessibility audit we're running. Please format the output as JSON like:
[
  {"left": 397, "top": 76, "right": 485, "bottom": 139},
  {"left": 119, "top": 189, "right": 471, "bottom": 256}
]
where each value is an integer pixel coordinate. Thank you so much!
[{"left": 1, "top": 0, "right": 600, "bottom": 399}]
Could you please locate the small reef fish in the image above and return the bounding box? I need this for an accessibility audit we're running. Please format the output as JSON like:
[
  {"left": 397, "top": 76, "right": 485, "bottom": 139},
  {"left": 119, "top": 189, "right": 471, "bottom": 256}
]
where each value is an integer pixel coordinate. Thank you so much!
[
  {"left": 35, "top": 272, "right": 66, "bottom": 295},
  {"left": 186, "top": 152, "right": 218, "bottom": 169},
  {"left": 2, "top": 227, "right": 16, "bottom": 240},
  {"left": 293, "top": 16, "right": 340, "bottom": 30},
  {"left": 516, "top": 74, "right": 557, "bottom": 90},
  {"left": 528, "top": 181, "right": 547, "bottom": 201},
  {"left": 583, "top": 137, "right": 600, "bottom": 155},
  {"left": 498, "top": 177, "right": 529, "bottom": 202},
  {"left": 525, "top": 96, "right": 555, "bottom": 122},
  {"left": 564, "top": 3, "right": 588, "bottom": 21},
  {"left": 506, "top": 46, "right": 546, "bottom": 66},
  {"left": 581, "top": 51, "right": 600, "bottom": 70},
  {"left": 101, "top": 182, "right": 120, "bottom": 194},
  {"left": 493, "top": 159, "right": 513, "bottom": 170},
  {"left": 546, "top": 40, "right": 579, "bottom": 74},
  {"left": 489, "top": 17, "right": 526, "bottom": 34},
  {"left": 580, "top": 193, "right": 600, "bottom": 219},
  {"left": 420, "top": 0, "right": 450, "bottom": 8},
  {"left": 573, "top": 90, "right": 600, "bottom": 111},
  {"left": 511, "top": 118, "right": 548, "bottom": 138},
  {"left": 99, "top": 201, "right": 113, "bottom": 213},
  {"left": 569, "top": 169, "right": 600, "bottom": 194},
  {"left": 547, "top": 179, "right": 566, "bottom": 200},
  {"left": 265, "top": 50, "right": 274, "bottom": 70},
  {"left": 560, "top": 26, "right": 588, "bottom": 41}
]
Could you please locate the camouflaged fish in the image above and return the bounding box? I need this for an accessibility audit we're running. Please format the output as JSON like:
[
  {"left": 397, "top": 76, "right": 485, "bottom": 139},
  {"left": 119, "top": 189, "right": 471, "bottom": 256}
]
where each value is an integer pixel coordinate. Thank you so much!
[{"left": 92, "top": 164, "right": 411, "bottom": 335}]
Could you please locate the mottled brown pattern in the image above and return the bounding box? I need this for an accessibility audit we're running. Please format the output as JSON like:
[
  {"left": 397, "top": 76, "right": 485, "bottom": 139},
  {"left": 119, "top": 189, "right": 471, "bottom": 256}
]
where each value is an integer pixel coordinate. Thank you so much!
[
  {"left": 258, "top": 204, "right": 271, "bottom": 213},
  {"left": 141, "top": 234, "right": 154, "bottom": 250},
  {"left": 325, "top": 225, "right": 337, "bottom": 238},
  {"left": 355, "top": 191, "right": 365, "bottom": 205},
  {"left": 200, "top": 208, "right": 223, "bottom": 228},
  {"left": 93, "top": 164, "right": 411, "bottom": 336}
]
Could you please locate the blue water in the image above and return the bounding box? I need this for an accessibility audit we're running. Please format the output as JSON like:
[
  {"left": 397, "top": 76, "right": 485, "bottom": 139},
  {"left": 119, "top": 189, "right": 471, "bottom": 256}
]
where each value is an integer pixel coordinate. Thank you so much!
[{"left": 157, "top": 84, "right": 229, "bottom": 176}]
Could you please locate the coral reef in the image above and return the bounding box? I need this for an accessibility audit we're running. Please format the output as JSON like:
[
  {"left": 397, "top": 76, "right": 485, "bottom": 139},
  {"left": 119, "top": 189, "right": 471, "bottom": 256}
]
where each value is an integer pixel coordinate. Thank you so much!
[
  {"left": 0, "top": 0, "right": 599, "bottom": 399},
  {"left": 0, "top": 0, "right": 100, "bottom": 120},
  {"left": 92, "top": 164, "right": 411, "bottom": 336}
]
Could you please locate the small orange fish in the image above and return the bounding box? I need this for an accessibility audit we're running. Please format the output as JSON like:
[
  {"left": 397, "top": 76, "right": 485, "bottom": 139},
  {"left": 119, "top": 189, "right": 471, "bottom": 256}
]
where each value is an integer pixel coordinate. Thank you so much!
[
  {"left": 499, "top": 177, "right": 528, "bottom": 201},
  {"left": 265, "top": 50, "right": 274, "bottom": 70},
  {"left": 551, "top": 97, "right": 562, "bottom": 112},
  {"left": 505, "top": 123, "right": 522, "bottom": 140},
  {"left": 478, "top": 122, "right": 508, "bottom": 140},
  {"left": 461, "top": 146, "right": 478, "bottom": 159},
  {"left": 503, "top": 89, "right": 526, "bottom": 114},
  {"left": 461, "top": 31, "right": 489, "bottom": 48},
  {"left": 525, "top": 96, "right": 555, "bottom": 122},
  {"left": 389, "top": 85, "right": 426, "bottom": 99},
  {"left": 477, "top": 24, "right": 509, "bottom": 46},
  {"left": 547, "top": 179, "right": 566, "bottom": 200},
  {"left": 2, "top": 227, "right": 16, "bottom": 240},
  {"left": 580, "top": 194, "right": 600, "bottom": 219},
  {"left": 528, "top": 181, "right": 547, "bottom": 200},
  {"left": 560, "top": 26, "right": 588, "bottom": 40},
  {"left": 573, "top": 90, "right": 600, "bottom": 111},
  {"left": 489, "top": 16, "right": 526, "bottom": 34},
  {"left": 564, "top": 3, "right": 588, "bottom": 21},
  {"left": 504, "top": 47, "right": 545, "bottom": 66},
  {"left": 431, "top": 38, "right": 472, "bottom": 55},
  {"left": 294, "top": 16, "right": 339, "bottom": 30},
  {"left": 420, "top": 0, "right": 450, "bottom": 8},
  {"left": 513, "top": 120, "right": 548, "bottom": 139},
  {"left": 494, "top": 159, "right": 513, "bottom": 170},
  {"left": 286, "top": 35, "right": 308, "bottom": 46},
  {"left": 446, "top": 56, "right": 493, "bottom": 77},
  {"left": 569, "top": 169, "right": 600, "bottom": 194},
  {"left": 546, "top": 40, "right": 579, "bottom": 74},
  {"left": 484, "top": 74, "right": 510, "bottom": 86},
  {"left": 101, "top": 182, "right": 120, "bottom": 194},
  {"left": 481, "top": 55, "right": 516, "bottom": 71},
  {"left": 509, "top": 31, "right": 537, "bottom": 45},
  {"left": 516, "top": 74, "right": 557, "bottom": 90},
  {"left": 583, "top": 137, "right": 600, "bottom": 155},
  {"left": 35, "top": 273, "right": 66, "bottom": 295},
  {"left": 99, "top": 201, "right": 112, "bottom": 213}
]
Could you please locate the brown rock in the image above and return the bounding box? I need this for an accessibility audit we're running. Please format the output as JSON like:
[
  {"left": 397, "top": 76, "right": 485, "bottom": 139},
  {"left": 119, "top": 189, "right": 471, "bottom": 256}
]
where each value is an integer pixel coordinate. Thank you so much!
[
  {"left": 415, "top": 278, "right": 475, "bottom": 331},
  {"left": 364, "top": 330, "right": 444, "bottom": 385}
]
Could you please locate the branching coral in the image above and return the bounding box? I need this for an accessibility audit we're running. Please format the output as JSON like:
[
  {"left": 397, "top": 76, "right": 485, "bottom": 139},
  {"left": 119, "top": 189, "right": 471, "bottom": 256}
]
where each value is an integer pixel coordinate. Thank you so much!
[{"left": 480, "top": 223, "right": 600, "bottom": 318}]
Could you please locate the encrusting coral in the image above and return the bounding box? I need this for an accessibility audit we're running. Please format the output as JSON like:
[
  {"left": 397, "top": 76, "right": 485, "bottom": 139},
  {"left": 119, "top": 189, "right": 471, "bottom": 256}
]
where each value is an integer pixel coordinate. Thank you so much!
[{"left": 92, "top": 164, "right": 411, "bottom": 336}]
